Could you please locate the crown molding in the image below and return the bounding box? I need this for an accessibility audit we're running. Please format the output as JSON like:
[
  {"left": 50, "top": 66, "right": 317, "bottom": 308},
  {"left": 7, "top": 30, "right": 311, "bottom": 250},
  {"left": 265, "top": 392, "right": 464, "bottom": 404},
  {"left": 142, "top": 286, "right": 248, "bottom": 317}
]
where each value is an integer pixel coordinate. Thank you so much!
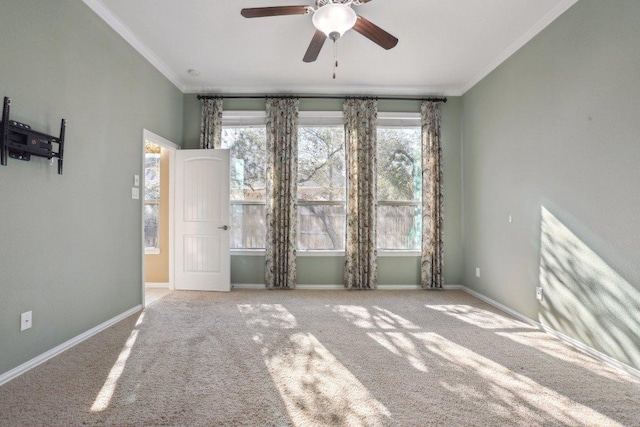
[
  {"left": 82, "top": 0, "right": 576, "bottom": 98},
  {"left": 458, "top": 0, "right": 579, "bottom": 95},
  {"left": 82, "top": 0, "right": 186, "bottom": 92}
]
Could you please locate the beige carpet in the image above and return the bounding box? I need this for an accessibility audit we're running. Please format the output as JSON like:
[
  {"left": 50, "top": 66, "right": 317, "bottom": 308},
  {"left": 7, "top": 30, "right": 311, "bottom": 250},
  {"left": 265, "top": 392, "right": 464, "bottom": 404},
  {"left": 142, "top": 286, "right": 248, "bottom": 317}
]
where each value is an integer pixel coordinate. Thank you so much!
[{"left": 1, "top": 290, "right": 639, "bottom": 426}]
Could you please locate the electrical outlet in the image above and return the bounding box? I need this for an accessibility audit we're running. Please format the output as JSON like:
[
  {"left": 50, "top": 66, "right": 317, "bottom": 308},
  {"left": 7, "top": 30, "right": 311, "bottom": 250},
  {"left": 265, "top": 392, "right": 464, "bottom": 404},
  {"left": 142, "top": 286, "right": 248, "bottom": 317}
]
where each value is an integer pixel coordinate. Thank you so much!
[
  {"left": 536, "top": 287, "right": 543, "bottom": 301},
  {"left": 475, "top": 267, "right": 480, "bottom": 278},
  {"left": 21, "top": 311, "right": 32, "bottom": 331},
  {"left": 508, "top": 214, "right": 513, "bottom": 223},
  {"left": 134, "top": 174, "right": 140, "bottom": 187},
  {"left": 132, "top": 187, "right": 140, "bottom": 199}
]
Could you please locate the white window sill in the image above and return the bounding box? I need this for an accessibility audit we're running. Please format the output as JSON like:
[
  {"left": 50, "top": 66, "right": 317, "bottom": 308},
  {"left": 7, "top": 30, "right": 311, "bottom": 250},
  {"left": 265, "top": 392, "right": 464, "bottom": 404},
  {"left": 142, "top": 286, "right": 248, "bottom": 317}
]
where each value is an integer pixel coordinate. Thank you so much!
[{"left": 145, "top": 248, "right": 161, "bottom": 255}]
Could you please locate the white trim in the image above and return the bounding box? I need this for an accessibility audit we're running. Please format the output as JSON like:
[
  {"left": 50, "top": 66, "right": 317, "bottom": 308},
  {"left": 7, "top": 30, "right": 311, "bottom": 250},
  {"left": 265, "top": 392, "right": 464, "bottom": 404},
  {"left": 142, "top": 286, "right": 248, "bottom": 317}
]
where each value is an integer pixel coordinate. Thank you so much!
[
  {"left": 458, "top": 0, "right": 578, "bottom": 94},
  {"left": 145, "top": 248, "right": 161, "bottom": 255},
  {"left": 222, "top": 111, "right": 267, "bottom": 127},
  {"left": 298, "top": 111, "right": 344, "bottom": 126},
  {"left": 459, "top": 286, "right": 640, "bottom": 381},
  {"left": 232, "top": 283, "right": 462, "bottom": 290},
  {"left": 461, "top": 286, "right": 539, "bottom": 328},
  {"left": 143, "top": 129, "right": 180, "bottom": 150},
  {"left": 81, "top": 0, "right": 185, "bottom": 92},
  {"left": 0, "top": 306, "right": 142, "bottom": 387},
  {"left": 142, "top": 130, "right": 178, "bottom": 294},
  {"left": 145, "top": 282, "right": 170, "bottom": 289},
  {"left": 377, "top": 112, "right": 421, "bottom": 128}
]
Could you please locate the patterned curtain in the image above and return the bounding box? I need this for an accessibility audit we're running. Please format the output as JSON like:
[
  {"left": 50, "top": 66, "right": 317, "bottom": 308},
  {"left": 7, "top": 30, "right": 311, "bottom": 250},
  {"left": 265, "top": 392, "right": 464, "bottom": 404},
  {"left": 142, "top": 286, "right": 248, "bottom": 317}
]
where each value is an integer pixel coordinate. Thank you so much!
[
  {"left": 265, "top": 98, "right": 299, "bottom": 289},
  {"left": 421, "top": 101, "right": 443, "bottom": 289},
  {"left": 344, "top": 98, "right": 378, "bottom": 289},
  {"left": 200, "top": 97, "right": 223, "bottom": 149}
]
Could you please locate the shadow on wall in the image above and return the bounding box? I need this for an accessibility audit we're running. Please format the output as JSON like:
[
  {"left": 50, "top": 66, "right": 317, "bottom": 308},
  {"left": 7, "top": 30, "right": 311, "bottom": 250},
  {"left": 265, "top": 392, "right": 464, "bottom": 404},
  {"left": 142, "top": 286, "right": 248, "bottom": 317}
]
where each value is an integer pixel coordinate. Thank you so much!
[{"left": 539, "top": 206, "right": 640, "bottom": 370}]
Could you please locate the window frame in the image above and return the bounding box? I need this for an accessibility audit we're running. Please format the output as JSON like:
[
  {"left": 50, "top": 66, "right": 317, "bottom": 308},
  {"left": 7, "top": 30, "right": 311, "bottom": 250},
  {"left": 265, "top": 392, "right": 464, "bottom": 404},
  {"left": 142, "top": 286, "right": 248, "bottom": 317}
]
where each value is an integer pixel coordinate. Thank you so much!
[
  {"left": 143, "top": 147, "right": 162, "bottom": 254},
  {"left": 222, "top": 111, "right": 268, "bottom": 253},
  {"left": 223, "top": 111, "right": 423, "bottom": 257},
  {"left": 297, "top": 112, "right": 347, "bottom": 254},
  {"left": 376, "top": 112, "right": 422, "bottom": 254}
]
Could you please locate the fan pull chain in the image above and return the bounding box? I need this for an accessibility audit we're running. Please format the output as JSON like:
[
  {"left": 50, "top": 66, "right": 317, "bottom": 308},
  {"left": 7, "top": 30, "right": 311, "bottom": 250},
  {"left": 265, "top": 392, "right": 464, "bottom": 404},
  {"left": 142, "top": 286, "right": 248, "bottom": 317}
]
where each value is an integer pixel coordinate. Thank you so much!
[{"left": 333, "top": 40, "right": 338, "bottom": 79}]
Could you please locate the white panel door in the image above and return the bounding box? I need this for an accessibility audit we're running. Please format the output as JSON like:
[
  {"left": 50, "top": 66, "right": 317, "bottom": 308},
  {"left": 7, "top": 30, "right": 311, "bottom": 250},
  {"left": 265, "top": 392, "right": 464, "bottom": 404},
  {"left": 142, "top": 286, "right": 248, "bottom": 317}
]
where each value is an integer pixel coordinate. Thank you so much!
[{"left": 175, "top": 149, "right": 230, "bottom": 291}]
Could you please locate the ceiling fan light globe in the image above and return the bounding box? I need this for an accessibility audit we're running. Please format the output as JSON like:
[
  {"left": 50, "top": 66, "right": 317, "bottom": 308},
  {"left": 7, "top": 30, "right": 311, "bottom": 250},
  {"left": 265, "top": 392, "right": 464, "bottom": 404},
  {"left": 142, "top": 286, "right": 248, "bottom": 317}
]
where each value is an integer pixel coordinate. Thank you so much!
[{"left": 312, "top": 3, "right": 357, "bottom": 38}]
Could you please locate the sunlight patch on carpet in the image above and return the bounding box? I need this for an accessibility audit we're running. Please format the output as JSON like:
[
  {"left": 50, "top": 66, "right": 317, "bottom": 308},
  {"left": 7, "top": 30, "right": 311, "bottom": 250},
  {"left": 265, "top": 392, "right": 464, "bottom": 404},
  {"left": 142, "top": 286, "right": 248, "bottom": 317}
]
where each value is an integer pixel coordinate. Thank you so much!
[
  {"left": 331, "top": 305, "right": 418, "bottom": 330},
  {"left": 239, "top": 304, "right": 391, "bottom": 427},
  {"left": 90, "top": 312, "right": 144, "bottom": 412},
  {"left": 496, "top": 331, "right": 628, "bottom": 381},
  {"left": 411, "top": 332, "right": 622, "bottom": 426},
  {"left": 426, "top": 304, "right": 530, "bottom": 330},
  {"left": 368, "top": 332, "right": 429, "bottom": 372}
]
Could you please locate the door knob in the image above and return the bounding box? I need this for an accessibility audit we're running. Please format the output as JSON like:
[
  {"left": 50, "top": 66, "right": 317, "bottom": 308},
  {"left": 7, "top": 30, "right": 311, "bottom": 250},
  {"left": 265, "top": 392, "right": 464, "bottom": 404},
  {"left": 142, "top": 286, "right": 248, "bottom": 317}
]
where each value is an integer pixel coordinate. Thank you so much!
[{"left": 218, "top": 225, "right": 229, "bottom": 230}]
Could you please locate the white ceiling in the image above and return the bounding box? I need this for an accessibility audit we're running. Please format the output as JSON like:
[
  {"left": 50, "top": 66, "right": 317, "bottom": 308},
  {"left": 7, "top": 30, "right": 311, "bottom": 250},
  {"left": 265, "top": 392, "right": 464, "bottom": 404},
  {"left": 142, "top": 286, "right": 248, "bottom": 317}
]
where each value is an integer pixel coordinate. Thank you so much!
[{"left": 84, "top": 0, "right": 577, "bottom": 96}]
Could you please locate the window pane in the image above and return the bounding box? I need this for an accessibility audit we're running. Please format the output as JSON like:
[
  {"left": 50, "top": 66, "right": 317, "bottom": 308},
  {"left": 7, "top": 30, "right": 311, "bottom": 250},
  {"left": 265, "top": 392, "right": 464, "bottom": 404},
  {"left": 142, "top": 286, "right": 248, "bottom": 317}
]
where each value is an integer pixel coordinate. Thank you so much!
[
  {"left": 298, "top": 127, "right": 346, "bottom": 201},
  {"left": 376, "top": 128, "right": 421, "bottom": 202},
  {"left": 144, "top": 203, "right": 159, "bottom": 249},
  {"left": 144, "top": 145, "right": 161, "bottom": 250},
  {"left": 222, "top": 128, "right": 267, "bottom": 201},
  {"left": 377, "top": 205, "right": 421, "bottom": 250},
  {"left": 144, "top": 151, "right": 161, "bottom": 201},
  {"left": 298, "top": 204, "right": 346, "bottom": 250},
  {"left": 230, "top": 204, "right": 266, "bottom": 249}
]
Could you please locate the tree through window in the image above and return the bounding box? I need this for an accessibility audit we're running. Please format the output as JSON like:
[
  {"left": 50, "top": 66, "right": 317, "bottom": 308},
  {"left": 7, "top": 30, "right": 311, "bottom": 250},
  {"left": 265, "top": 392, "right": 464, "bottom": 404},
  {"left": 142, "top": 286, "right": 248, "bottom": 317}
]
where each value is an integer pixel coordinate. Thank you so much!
[
  {"left": 377, "top": 126, "right": 422, "bottom": 250},
  {"left": 298, "top": 126, "right": 346, "bottom": 250}
]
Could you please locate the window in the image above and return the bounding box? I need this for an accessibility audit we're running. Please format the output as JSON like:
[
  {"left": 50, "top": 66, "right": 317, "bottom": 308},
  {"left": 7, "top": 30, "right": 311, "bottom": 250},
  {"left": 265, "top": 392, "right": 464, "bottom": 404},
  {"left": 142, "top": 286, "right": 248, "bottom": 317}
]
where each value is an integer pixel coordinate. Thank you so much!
[
  {"left": 376, "top": 114, "right": 422, "bottom": 250},
  {"left": 222, "top": 111, "right": 422, "bottom": 254},
  {"left": 222, "top": 120, "right": 267, "bottom": 249},
  {"left": 144, "top": 142, "right": 161, "bottom": 252},
  {"left": 298, "top": 125, "right": 346, "bottom": 250}
]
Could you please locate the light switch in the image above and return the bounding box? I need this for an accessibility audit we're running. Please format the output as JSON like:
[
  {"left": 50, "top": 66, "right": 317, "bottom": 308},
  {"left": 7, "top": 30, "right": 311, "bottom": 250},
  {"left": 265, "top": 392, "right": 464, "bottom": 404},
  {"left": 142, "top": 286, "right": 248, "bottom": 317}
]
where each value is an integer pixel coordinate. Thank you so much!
[
  {"left": 132, "top": 187, "right": 140, "bottom": 199},
  {"left": 134, "top": 174, "right": 140, "bottom": 187}
]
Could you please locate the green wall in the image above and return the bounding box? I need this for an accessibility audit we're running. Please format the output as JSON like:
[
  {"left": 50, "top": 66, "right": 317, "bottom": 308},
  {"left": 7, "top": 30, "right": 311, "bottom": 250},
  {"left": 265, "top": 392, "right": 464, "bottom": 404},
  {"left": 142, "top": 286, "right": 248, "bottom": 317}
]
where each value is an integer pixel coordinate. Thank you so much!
[
  {"left": 462, "top": 0, "right": 640, "bottom": 369},
  {"left": 184, "top": 95, "right": 463, "bottom": 286},
  {"left": 0, "top": 1, "right": 183, "bottom": 375}
]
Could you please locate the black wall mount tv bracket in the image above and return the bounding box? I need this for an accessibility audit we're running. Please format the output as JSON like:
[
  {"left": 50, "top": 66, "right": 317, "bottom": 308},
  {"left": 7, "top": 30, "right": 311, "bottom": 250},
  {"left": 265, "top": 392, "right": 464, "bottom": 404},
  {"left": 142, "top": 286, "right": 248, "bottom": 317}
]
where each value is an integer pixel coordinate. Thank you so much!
[{"left": 1, "top": 97, "right": 66, "bottom": 175}]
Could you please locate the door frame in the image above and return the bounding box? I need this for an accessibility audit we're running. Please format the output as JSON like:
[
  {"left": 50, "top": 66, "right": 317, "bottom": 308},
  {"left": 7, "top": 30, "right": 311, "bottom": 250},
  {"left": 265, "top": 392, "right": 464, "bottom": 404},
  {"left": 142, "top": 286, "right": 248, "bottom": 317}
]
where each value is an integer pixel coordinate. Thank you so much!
[{"left": 141, "top": 129, "right": 179, "bottom": 308}]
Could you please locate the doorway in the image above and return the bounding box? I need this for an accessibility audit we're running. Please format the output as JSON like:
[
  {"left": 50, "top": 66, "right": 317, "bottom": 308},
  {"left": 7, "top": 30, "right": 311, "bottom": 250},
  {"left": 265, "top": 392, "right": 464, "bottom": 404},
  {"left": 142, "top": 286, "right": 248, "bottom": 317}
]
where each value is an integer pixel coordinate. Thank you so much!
[{"left": 141, "top": 130, "right": 178, "bottom": 307}]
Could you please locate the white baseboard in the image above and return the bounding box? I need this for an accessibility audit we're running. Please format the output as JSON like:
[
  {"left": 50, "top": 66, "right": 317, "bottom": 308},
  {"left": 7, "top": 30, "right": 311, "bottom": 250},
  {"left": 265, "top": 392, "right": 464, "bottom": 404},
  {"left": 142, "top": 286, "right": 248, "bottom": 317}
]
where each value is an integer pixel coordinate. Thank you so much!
[
  {"left": 145, "top": 282, "right": 170, "bottom": 289},
  {"left": 232, "top": 283, "right": 462, "bottom": 290},
  {"left": 459, "top": 286, "right": 640, "bottom": 380},
  {"left": 6, "top": 285, "right": 636, "bottom": 386},
  {"left": 0, "top": 305, "right": 142, "bottom": 387}
]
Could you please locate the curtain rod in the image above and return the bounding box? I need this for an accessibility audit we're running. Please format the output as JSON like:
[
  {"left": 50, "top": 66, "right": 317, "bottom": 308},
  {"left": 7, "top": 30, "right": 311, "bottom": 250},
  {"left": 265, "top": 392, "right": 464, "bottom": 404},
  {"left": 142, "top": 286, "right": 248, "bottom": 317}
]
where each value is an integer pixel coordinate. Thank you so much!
[{"left": 196, "top": 95, "right": 447, "bottom": 103}]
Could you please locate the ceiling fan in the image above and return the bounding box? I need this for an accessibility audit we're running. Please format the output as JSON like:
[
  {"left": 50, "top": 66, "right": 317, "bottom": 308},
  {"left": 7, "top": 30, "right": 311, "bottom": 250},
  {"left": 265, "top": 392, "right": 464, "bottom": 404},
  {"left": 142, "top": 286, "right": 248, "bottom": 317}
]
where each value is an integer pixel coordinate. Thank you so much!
[{"left": 241, "top": 0, "right": 399, "bottom": 63}]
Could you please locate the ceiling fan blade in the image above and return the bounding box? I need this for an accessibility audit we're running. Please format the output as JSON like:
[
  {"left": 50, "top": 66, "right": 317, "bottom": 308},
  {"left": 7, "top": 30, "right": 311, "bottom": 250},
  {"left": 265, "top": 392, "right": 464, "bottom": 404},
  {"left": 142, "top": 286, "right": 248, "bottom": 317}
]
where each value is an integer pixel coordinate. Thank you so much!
[
  {"left": 352, "top": 16, "right": 398, "bottom": 50},
  {"left": 303, "top": 30, "right": 327, "bottom": 63},
  {"left": 241, "top": 6, "right": 309, "bottom": 18}
]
